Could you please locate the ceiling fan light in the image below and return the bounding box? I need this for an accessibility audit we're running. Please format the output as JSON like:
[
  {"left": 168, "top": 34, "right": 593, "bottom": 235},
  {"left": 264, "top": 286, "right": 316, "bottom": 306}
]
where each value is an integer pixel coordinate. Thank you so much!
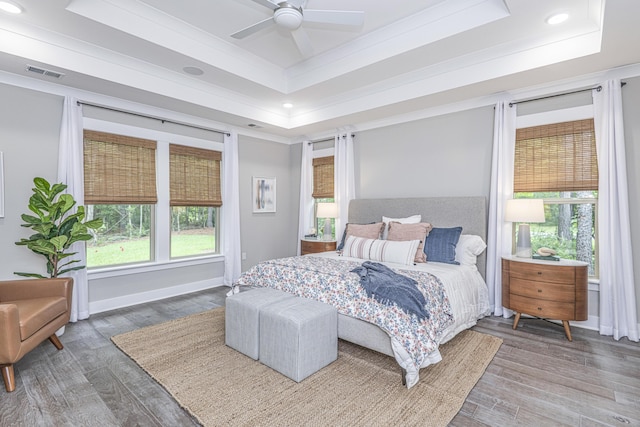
[
  {"left": 0, "top": 1, "right": 22, "bottom": 14},
  {"left": 274, "top": 7, "right": 303, "bottom": 30}
]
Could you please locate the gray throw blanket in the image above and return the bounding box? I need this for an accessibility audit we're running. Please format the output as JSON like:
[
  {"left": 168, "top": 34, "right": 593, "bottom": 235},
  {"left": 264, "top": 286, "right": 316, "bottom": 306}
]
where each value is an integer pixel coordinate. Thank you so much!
[{"left": 351, "top": 261, "right": 429, "bottom": 320}]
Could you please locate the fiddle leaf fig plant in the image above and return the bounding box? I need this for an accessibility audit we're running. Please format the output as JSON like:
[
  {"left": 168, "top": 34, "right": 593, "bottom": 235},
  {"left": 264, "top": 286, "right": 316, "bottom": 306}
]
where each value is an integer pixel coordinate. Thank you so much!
[{"left": 15, "top": 177, "right": 103, "bottom": 278}]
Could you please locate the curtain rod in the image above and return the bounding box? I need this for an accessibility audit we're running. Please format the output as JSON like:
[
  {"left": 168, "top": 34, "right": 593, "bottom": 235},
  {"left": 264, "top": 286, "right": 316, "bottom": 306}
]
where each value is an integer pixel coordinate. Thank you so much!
[
  {"left": 77, "top": 101, "right": 231, "bottom": 136},
  {"left": 509, "top": 82, "right": 626, "bottom": 107},
  {"left": 308, "top": 134, "right": 355, "bottom": 145}
]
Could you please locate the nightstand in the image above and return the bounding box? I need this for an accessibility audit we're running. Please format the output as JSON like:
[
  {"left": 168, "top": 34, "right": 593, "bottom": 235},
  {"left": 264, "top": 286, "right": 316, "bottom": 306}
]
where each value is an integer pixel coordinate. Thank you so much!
[
  {"left": 301, "top": 238, "right": 336, "bottom": 255},
  {"left": 502, "top": 255, "right": 588, "bottom": 341}
]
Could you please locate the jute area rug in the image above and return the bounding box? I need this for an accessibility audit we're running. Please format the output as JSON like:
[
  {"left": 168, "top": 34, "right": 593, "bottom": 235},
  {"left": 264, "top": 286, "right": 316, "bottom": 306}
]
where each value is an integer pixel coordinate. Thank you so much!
[{"left": 111, "top": 308, "right": 502, "bottom": 427}]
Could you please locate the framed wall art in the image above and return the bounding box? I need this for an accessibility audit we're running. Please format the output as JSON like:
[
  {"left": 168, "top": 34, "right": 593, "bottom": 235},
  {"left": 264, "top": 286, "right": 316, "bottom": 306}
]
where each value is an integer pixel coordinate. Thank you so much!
[{"left": 252, "top": 176, "right": 276, "bottom": 213}]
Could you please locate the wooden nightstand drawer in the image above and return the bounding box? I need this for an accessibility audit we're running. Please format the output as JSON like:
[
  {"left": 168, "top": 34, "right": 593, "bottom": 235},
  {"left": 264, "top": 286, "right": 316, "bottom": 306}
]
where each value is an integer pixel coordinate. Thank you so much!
[
  {"left": 502, "top": 256, "right": 588, "bottom": 341},
  {"left": 510, "top": 294, "right": 575, "bottom": 319},
  {"left": 301, "top": 239, "right": 336, "bottom": 255},
  {"left": 510, "top": 277, "right": 575, "bottom": 302},
  {"left": 509, "top": 262, "right": 575, "bottom": 284}
]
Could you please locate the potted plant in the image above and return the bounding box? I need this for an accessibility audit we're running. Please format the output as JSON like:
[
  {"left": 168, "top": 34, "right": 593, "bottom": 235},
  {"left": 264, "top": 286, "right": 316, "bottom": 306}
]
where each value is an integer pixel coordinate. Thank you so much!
[{"left": 15, "top": 177, "right": 103, "bottom": 278}]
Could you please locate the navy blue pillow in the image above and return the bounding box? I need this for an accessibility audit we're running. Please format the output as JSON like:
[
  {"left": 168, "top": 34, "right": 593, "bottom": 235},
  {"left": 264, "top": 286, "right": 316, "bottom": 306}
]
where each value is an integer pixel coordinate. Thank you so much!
[
  {"left": 337, "top": 226, "right": 349, "bottom": 251},
  {"left": 424, "top": 227, "right": 463, "bottom": 264}
]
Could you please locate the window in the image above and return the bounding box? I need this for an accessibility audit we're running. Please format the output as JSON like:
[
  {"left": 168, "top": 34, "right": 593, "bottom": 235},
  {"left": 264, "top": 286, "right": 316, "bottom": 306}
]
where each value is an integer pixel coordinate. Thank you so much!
[
  {"left": 514, "top": 119, "right": 598, "bottom": 276},
  {"left": 83, "top": 128, "right": 223, "bottom": 269},
  {"left": 169, "top": 144, "right": 221, "bottom": 258},
  {"left": 312, "top": 155, "right": 334, "bottom": 199},
  {"left": 84, "top": 131, "right": 157, "bottom": 267},
  {"left": 312, "top": 156, "right": 335, "bottom": 238}
]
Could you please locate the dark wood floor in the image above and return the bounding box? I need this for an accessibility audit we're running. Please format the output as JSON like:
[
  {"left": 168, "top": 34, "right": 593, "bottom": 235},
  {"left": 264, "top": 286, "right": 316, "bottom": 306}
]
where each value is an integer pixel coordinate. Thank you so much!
[{"left": 1, "top": 287, "right": 639, "bottom": 427}]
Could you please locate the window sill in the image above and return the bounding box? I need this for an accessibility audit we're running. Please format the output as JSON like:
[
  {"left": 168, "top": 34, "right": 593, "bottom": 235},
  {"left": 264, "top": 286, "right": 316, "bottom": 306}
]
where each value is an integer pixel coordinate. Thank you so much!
[{"left": 88, "top": 254, "right": 224, "bottom": 280}]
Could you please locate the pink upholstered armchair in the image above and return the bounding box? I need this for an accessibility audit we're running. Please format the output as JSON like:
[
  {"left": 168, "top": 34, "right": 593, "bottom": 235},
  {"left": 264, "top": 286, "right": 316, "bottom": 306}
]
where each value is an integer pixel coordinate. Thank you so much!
[{"left": 0, "top": 278, "right": 73, "bottom": 392}]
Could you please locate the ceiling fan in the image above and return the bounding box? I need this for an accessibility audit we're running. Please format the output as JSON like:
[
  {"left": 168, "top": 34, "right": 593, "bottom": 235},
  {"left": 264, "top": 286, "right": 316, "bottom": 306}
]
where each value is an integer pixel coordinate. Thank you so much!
[{"left": 231, "top": 0, "right": 365, "bottom": 58}]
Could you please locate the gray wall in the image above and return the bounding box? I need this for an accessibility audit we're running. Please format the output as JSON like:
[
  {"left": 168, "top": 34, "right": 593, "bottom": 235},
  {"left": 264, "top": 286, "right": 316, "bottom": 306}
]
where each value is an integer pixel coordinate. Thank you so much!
[
  {"left": 238, "top": 135, "right": 298, "bottom": 271},
  {"left": 355, "top": 106, "right": 495, "bottom": 200},
  {"left": 0, "top": 85, "right": 62, "bottom": 279}
]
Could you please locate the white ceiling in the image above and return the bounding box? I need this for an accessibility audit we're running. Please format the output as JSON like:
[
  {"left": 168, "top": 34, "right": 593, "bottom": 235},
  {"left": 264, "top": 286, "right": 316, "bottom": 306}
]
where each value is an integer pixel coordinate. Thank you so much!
[{"left": 0, "top": 0, "right": 639, "bottom": 139}]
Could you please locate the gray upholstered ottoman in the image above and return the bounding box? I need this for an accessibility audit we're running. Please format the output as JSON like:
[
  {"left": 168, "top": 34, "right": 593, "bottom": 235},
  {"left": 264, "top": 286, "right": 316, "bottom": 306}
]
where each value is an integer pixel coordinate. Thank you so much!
[
  {"left": 225, "top": 287, "right": 294, "bottom": 360},
  {"left": 259, "top": 297, "right": 338, "bottom": 382}
]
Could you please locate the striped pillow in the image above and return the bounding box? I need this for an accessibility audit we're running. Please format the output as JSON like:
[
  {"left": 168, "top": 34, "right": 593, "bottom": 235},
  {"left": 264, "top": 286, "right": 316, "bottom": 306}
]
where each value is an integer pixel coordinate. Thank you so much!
[{"left": 342, "top": 235, "right": 420, "bottom": 266}]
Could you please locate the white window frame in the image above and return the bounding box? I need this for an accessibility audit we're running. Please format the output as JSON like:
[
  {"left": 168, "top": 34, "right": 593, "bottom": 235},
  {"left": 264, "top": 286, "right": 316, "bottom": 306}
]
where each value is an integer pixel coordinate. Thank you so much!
[
  {"left": 516, "top": 105, "right": 599, "bottom": 288},
  {"left": 312, "top": 145, "right": 335, "bottom": 235},
  {"left": 84, "top": 118, "right": 224, "bottom": 279}
]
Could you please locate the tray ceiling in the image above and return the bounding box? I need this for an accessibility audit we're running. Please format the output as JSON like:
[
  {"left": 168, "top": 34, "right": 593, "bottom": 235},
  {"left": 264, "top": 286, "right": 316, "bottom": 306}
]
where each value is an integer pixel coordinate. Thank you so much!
[{"left": 0, "top": 0, "right": 638, "bottom": 138}]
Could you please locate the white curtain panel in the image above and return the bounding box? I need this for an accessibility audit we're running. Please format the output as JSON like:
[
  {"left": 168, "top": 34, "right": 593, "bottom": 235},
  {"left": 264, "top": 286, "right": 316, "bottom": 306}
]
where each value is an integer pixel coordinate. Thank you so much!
[
  {"left": 334, "top": 133, "right": 355, "bottom": 240},
  {"left": 297, "top": 141, "right": 314, "bottom": 255},
  {"left": 593, "top": 80, "right": 639, "bottom": 342},
  {"left": 57, "top": 96, "right": 88, "bottom": 322},
  {"left": 222, "top": 131, "right": 242, "bottom": 287},
  {"left": 486, "top": 100, "right": 517, "bottom": 317}
]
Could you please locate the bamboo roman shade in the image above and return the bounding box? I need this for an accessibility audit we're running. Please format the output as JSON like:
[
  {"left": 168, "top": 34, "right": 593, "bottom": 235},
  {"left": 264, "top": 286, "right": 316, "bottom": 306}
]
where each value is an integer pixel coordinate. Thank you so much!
[
  {"left": 514, "top": 119, "right": 598, "bottom": 192},
  {"left": 84, "top": 130, "right": 157, "bottom": 204},
  {"left": 169, "top": 144, "right": 222, "bottom": 207},
  {"left": 312, "top": 156, "right": 334, "bottom": 198}
]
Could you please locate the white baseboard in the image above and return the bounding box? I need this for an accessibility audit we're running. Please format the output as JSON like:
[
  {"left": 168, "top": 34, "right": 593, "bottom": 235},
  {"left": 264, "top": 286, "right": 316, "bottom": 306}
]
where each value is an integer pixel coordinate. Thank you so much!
[
  {"left": 89, "top": 278, "right": 224, "bottom": 314},
  {"left": 570, "top": 316, "right": 599, "bottom": 331},
  {"left": 519, "top": 314, "right": 599, "bottom": 331}
]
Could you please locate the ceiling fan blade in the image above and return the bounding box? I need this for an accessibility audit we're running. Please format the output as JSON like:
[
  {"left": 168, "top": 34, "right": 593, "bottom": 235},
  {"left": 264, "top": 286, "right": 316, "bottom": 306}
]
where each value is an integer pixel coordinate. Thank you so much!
[
  {"left": 303, "top": 10, "right": 365, "bottom": 27},
  {"left": 291, "top": 28, "right": 314, "bottom": 58},
  {"left": 231, "top": 17, "right": 275, "bottom": 39},
  {"left": 248, "top": 0, "right": 278, "bottom": 11}
]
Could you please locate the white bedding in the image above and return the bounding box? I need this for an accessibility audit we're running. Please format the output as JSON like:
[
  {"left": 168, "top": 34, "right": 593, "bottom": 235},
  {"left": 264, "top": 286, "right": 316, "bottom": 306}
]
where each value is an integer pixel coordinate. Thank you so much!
[{"left": 309, "top": 251, "right": 491, "bottom": 386}]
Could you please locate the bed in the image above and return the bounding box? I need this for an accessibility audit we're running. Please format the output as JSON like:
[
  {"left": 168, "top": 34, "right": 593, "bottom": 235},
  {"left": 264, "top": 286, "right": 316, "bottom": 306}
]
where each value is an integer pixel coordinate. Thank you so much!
[{"left": 235, "top": 197, "right": 491, "bottom": 388}]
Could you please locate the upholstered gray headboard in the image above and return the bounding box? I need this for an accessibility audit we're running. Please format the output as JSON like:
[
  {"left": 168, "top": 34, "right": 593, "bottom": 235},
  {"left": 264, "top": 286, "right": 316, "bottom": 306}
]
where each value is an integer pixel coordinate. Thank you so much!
[{"left": 348, "top": 197, "right": 488, "bottom": 279}]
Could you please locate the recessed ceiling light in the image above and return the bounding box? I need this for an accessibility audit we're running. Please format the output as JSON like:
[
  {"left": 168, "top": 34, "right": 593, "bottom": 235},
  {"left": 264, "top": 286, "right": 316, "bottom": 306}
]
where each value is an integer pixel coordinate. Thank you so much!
[
  {"left": 0, "top": 1, "right": 23, "bottom": 14},
  {"left": 546, "top": 13, "right": 569, "bottom": 25},
  {"left": 183, "top": 66, "right": 204, "bottom": 76},
  {"left": 283, "top": 102, "right": 293, "bottom": 109}
]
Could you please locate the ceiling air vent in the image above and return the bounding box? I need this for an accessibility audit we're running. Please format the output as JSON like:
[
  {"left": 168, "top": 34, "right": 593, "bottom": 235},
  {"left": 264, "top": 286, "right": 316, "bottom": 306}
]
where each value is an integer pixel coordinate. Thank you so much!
[{"left": 26, "top": 65, "right": 65, "bottom": 79}]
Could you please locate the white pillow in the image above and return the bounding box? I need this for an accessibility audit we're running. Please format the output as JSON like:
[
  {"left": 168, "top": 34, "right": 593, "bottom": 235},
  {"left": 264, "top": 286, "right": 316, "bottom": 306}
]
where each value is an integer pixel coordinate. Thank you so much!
[
  {"left": 342, "top": 235, "right": 420, "bottom": 266},
  {"left": 381, "top": 214, "right": 421, "bottom": 240},
  {"left": 455, "top": 234, "right": 487, "bottom": 265}
]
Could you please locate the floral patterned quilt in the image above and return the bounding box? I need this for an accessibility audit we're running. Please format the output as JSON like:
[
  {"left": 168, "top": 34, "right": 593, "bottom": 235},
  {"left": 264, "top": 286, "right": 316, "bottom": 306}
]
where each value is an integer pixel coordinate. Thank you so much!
[{"left": 235, "top": 256, "right": 454, "bottom": 371}]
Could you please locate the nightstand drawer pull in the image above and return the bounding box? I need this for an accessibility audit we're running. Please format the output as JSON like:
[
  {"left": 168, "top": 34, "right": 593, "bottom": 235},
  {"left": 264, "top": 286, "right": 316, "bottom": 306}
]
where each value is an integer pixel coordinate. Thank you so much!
[
  {"left": 537, "top": 289, "right": 542, "bottom": 293},
  {"left": 537, "top": 271, "right": 543, "bottom": 275}
]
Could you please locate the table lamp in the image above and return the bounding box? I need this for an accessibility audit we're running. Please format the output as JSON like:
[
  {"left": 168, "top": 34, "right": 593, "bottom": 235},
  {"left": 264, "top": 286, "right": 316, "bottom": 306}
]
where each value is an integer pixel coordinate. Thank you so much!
[
  {"left": 505, "top": 199, "right": 545, "bottom": 258},
  {"left": 316, "top": 202, "right": 338, "bottom": 241}
]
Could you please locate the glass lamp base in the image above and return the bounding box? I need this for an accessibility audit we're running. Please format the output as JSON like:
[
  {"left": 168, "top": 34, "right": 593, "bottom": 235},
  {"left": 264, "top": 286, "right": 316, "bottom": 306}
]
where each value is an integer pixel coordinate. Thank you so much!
[
  {"left": 323, "top": 218, "right": 332, "bottom": 241},
  {"left": 515, "top": 223, "right": 532, "bottom": 258}
]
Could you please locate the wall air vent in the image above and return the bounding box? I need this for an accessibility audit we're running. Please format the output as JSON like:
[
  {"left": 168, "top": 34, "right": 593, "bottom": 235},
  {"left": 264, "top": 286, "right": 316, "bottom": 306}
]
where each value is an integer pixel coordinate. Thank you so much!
[{"left": 26, "top": 65, "right": 65, "bottom": 79}]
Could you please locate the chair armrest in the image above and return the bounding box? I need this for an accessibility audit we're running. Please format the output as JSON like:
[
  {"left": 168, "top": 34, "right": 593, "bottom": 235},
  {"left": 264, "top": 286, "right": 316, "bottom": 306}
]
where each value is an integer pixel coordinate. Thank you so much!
[
  {"left": 0, "top": 278, "right": 73, "bottom": 302},
  {"left": 0, "top": 304, "right": 21, "bottom": 363}
]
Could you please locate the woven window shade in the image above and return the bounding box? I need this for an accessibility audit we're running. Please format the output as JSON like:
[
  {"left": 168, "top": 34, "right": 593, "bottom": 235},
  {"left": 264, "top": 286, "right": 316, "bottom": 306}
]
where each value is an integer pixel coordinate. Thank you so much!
[
  {"left": 312, "top": 156, "right": 334, "bottom": 198},
  {"left": 514, "top": 119, "right": 598, "bottom": 192},
  {"left": 170, "top": 144, "right": 222, "bottom": 207},
  {"left": 84, "top": 130, "right": 157, "bottom": 204}
]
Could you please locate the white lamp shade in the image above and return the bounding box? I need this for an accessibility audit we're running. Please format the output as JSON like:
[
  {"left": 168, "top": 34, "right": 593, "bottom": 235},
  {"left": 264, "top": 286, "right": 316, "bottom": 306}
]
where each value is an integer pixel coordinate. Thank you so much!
[
  {"left": 504, "top": 199, "right": 545, "bottom": 223},
  {"left": 316, "top": 202, "right": 338, "bottom": 218}
]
